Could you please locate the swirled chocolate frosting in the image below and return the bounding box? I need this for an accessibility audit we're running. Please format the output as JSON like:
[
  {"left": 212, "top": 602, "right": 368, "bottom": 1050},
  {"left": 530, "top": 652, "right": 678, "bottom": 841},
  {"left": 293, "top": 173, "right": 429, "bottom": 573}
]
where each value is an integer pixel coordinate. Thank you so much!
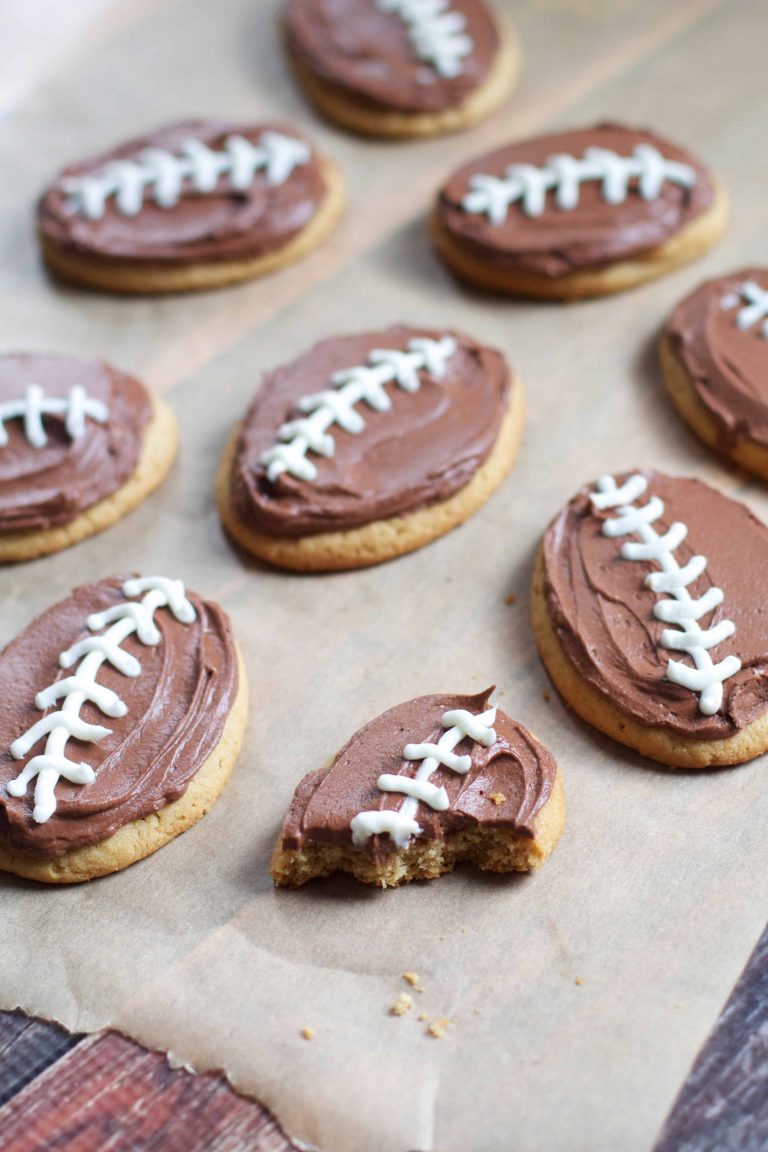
[
  {"left": 38, "top": 120, "right": 327, "bottom": 266},
  {"left": 542, "top": 471, "right": 768, "bottom": 738},
  {"left": 283, "top": 0, "right": 500, "bottom": 114},
  {"left": 0, "top": 577, "right": 238, "bottom": 858},
  {"left": 0, "top": 353, "right": 150, "bottom": 534},
  {"left": 435, "top": 123, "right": 715, "bottom": 277},
  {"left": 280, "top": 690, "right": 556, "bottom": 863},
  {"left": 230, "top": 325, "right": 511, "bottom": 537},
  {"left": 665, "top": 268, "right": 768, "bottom": 451}
]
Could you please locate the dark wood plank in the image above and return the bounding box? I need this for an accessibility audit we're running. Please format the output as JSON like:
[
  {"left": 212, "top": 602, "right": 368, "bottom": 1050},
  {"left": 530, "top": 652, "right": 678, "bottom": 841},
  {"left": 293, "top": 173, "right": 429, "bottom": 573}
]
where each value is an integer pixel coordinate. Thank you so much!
[
  {"left": 0, "top": 1010, "right": 79, "bottom": 1108},
  {"left": 0, "top": 1021, "right": 294, "bottom": 1152},
  {"left": 653, "top": 924, "right": 768, "bottom": 1152}
]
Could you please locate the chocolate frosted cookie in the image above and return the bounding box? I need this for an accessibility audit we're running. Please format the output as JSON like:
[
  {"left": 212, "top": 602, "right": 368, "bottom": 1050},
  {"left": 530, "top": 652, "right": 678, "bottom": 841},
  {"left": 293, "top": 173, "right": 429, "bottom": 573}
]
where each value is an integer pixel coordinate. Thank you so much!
[
  {"left": 282, "top": 0, "right": 518, "bottom": 137},
  {"left": 662, "top": 270, "right": 768, "bottom": 479},
  {"left": 532, "top": 470, "right": 768, "bottom": 767},
  {"left": 271, "top": 689, "right": 565, "bottom": 887},
  {"left": 38, "top": 119, "right": 344, "bottom": 294},
  {"left": 0, "top": 352, "right": 176, "bottom": 562},
  {"left": 217, "top": 325, "right": 522, "bottom": 571},
  {"left": 0, "top": 575, "right": 247, "bottom": 882},
  {"left": 432, "top": 122, "right": 726, "bottom": 299}
]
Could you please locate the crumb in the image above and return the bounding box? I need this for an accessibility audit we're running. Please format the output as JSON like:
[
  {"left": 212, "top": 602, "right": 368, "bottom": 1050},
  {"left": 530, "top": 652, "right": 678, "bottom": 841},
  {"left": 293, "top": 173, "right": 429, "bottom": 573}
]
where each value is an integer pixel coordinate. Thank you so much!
[
  {"left": 504, "top": 593, "right": 517, "bottom": 605},
  {"left": 489, "top": 791, "right": 507, "bottom": 806},
  {"left": 574, "top": 977, "right": 583, "bottom": 986},
  {"left": 402, "top": 971, "right": 424, "bottom": 992},
  {"left": 301, "top": 1027, "right": 314, "bottom": 1040},
  {"left": 542, "top": 691, "right": 551, "bottom": 702},
  {"left": 427, "top": 1017, "right": 454, "bottom": 1039},
  {"left": 391, "top": 993, "right": 413, "bottom": 1017},
  {"left": 417, "top": 1013, "right": 429, "bottom": 1022}
]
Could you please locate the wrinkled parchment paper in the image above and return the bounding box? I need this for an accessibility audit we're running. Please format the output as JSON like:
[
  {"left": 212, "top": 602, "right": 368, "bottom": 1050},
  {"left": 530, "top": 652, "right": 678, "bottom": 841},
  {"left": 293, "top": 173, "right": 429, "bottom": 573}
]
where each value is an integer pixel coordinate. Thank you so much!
[{"left": 2, "top": 1, "right": 768, "bottom": 1149}]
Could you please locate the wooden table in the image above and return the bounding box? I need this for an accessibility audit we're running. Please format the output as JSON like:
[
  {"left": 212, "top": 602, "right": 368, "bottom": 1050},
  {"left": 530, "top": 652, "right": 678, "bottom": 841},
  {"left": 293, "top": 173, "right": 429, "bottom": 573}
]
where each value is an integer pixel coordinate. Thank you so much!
[{"left": 2, "top": 1, "right": 768, "bottom": 1149}]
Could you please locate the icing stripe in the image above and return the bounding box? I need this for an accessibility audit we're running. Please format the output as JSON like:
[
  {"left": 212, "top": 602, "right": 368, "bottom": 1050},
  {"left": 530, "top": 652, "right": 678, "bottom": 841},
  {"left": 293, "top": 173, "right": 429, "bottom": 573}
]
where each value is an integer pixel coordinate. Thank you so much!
[
  {"left": 589, "top": 475, "right": 741, "bottom": 716},
  {"left": 6, "top": 577, "right": 196, "bottom": 824},
  {"left": 462, "top": 145, "right": 697, "bottom": 225},
  {"left": 721, "top": 280, "right": 768, "bottom": 338},
  {"left": 61, "top": 131, "right": 311, "bottom": 220},
  {"left": 350, "top": 705, "right": 497, "bottom": 849},
  {"left": 0, "top": 384, "right": 108, "bottom": 449},
  {"left": 260, "top": 335, "right": 457, "bottom": 484},
  {"left": 377, "top": 0, "right": 474, "bottom": 79}
]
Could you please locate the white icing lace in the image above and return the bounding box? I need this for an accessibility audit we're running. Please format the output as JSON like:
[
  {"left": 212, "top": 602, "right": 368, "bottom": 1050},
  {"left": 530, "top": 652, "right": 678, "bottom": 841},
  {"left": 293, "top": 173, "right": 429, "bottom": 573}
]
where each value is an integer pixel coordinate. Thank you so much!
[
  {"left": 590, "top": 475, "right": 741, "bottom": 716},
  {"left": 6, "top": 577, "right": 196, "bottom": 824},
  {"left": 260, "top": 335, "right": 457, "bottom": 484},
  {"left": 377, "top": 0, "right": 473, "bottom": 79},
  {"left": 350, "top": 706, "right": 497, "bottom": 849},
  {"left": 0, "top": 384, "right": 108, "bottom": 449},
  {"left": 721, "top": 280, "right": 768, "bottom": 338},
  {"left": 62, "top": 131, "right": 311, "bottom": 220},
  {"left": 462, "top": 144, "right": 697, "bottom": 225}
]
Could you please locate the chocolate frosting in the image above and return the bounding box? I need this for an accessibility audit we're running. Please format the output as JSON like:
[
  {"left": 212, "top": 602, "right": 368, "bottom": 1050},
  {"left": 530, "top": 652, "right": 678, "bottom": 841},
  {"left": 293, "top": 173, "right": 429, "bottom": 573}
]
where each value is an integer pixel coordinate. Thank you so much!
[
  {"left": 284, "top": 0, "right": 499, "bottom": 114},
  {"left": 542, "top": 471, "right": 768, "bottom": 738},
  {"left": 436, "top": 123, "right": 715, "bottom": 277},
  {"left": 0, "top": 353, "right": 150, "bottom": 534},
  {"left": 230, "top": 325, "right": 511, "bottom": 537},
  {"left": 0, "top": 577, "right": 238, "bottom": 858},
  {"left": 280, "top": 690, "right": 556, "bottom": 862},
  {"left": 38, "top": 120, "right": 327, "bottom": 267},
  {"left": 665, "top": 268, "right": 768, "bottom": 451}
]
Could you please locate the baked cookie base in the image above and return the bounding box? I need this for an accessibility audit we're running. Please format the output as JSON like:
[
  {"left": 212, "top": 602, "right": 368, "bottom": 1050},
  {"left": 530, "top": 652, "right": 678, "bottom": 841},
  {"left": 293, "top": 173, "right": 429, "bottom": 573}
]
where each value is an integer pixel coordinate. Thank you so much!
[
  {"left": 431, "top": 182, "right": 729, "bottom": 300},
  {"left": 0, "top": 395, "right": 177, "bottom": 563},
  {"left": 271, "top": 767, "right": 565, "bottom": 888},
  {"left": 0, "top": 647, "right": 248, "bottom": 883},
  {"left": 660, "top": 334, "right": 768, "bottom": 481},
  {"left": 216, "top": 379, "right": 524, "bottom": 572},
  {"left": 531, "top": 548, "right": 768, "bottom": 768},
  {"left": 39, "top": 158, "right": 345, "bottom": 295},
  {"left": 286, "top": 22, "right": 520, "bottom": 139}
]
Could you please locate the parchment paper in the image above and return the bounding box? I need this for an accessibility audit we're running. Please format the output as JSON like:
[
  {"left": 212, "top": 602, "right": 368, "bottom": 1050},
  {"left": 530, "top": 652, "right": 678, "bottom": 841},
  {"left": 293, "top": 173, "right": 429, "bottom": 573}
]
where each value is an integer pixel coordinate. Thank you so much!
[{"left": 2, "top": 1, "right": 768, "bottom": 1149}]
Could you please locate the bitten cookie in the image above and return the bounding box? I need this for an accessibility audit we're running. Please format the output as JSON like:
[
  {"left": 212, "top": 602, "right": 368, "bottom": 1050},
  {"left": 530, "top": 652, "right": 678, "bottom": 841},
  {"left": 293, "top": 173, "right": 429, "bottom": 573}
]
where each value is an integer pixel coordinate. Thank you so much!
[
  {"left": 532, "top": 470, "right": 768, "bottom": 768},
  {"left": 0, "top": 575, "right": 247, "bottom": 883},
  {"left": 217, "top": 325, "right": 522, "bottom": 571},
  {"left": 662, "top": 269, "right": 768, "bottom": 479},
  {"left": 432, "top": 122, "right": 727, "bottom": 299},
  {"left": 283, "top": 0, "right": 519, "bottom": 138},
  {"left": 271, "top": 689, "right": 565, "bottom": 888},
  {"left": 38, "top": 119, "right": 344, "bottom": 294},
  {"left": 0, "top": 352, "right": 176, "bottom": 562}
]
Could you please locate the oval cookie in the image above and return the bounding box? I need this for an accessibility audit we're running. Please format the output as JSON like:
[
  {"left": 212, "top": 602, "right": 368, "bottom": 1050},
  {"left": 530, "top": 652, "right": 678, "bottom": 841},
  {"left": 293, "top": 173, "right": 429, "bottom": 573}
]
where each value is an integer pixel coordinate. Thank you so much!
[
  {"left": 271, "top": 689, "right": 565, "bottom": 887},
  {"left": 283, "top": 0, "right": 519, "bottom": 138},
  {"left": 0, "top": 575, "right": 246, "bottom": 882},
  {"left": 432, "top": 122, "right": 726, "bottom": 299},
  {"left": 38, "top": 119, "right": 345, "bottom": 294},
  {"left": 216, "top": 325, "right": 522, "bottom": 571},
  {"left": 662, "top": 268, "right": 768, "bottom": 478},
  {"left": 532, "top": 470, "right": 768, "bottom": 767},
  {"left": 0, "top": 352, "right": 175, "bottom": 562}
]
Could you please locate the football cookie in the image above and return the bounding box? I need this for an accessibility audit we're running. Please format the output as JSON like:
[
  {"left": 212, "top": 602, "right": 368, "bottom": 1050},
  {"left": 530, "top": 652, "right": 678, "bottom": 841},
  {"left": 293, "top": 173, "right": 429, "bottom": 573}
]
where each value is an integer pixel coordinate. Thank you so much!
[
  {"left": 431, "top": 122, "right": 727, "bottom": 299},
  {"left": 38, "top": 119, "right": 345, "bottom": 294},
  {"left": 0, "top": 352, "right": 176, "bottom": 562},
  {"left": 0, "top": 575, "right": 246, "bottom": 883},
  {"left": 662, "top": 269, "right": 768, "bottom": 479},
  {"left": 282, "top": 0, "right": 519, "bottom": 138},
  {"left": 271, "top": 689, "right": 565, "bottom": 888},
  {"left": 532, "top": 470, "right": 768, "bottom": 768},
  {"left": 217, "top": 325, "right": 522, "bottom": 571}
]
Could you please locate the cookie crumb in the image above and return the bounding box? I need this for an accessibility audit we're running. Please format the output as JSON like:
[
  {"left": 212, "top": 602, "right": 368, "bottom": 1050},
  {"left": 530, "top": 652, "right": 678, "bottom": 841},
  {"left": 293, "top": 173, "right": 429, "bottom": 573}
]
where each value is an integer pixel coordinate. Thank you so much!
[
  {"left": 427, "top": 1017, "right": 454, "bottom": 1039},
  {"left": 505, "top": 592, "right": 517, "bottom": 605},
  {"left": 542, "top": 690, "right": 551, "bottom": 702},
  {"left": 402, "top": 971, "right": 424, "bottom": 991},
  {"left": 489, "top": 791, "right": 507, "bottom": 806},
  {"left": 391, "top": 993, "right": 413, "bottom": 1017},
  {"left": 301, "top": 1027, "right": 314, "bottom": 1040},
  {"left": 574, "top": 977, "right": 583, "bottom": 986},
  {"left": 417, "top": 1013, "right": 429, "bottom": 1022}
]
